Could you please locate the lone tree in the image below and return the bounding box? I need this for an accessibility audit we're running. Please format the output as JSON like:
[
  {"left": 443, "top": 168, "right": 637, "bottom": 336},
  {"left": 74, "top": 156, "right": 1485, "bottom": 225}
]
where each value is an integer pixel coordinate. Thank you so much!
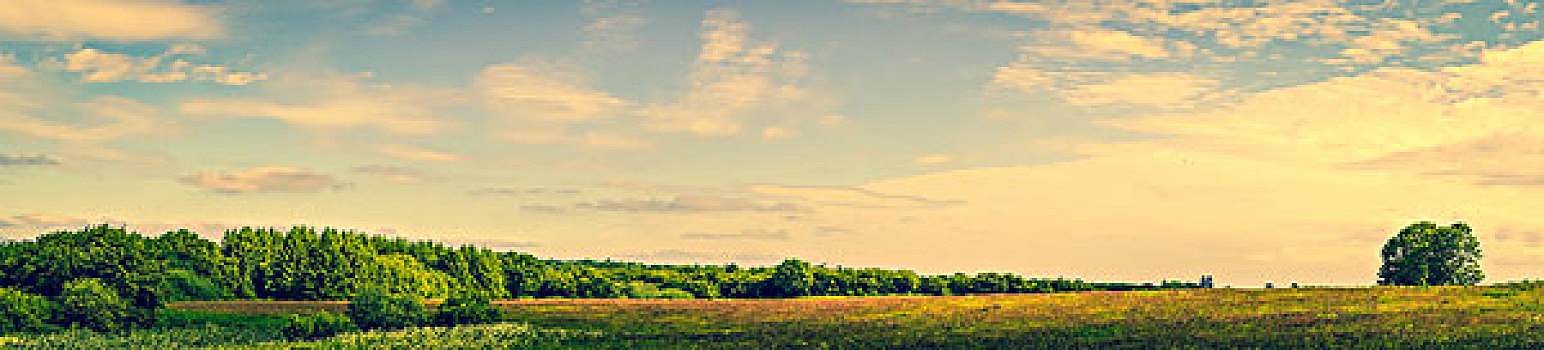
[{"left": 1378, "top": 221, "right": 1484, "bottom": 286}]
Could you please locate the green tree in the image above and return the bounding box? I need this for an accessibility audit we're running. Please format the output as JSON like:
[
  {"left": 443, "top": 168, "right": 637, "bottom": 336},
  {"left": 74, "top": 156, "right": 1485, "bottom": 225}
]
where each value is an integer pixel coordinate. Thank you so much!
[
  {"left": 1378, "top": 221, "right": 1484, "bottom": 286},
  {"left": 280, "top": 312, "right": 356, "bottom": 340},
  {"left": 763, "top": 259, "right": 815, "bottom": 297},
  {"left": 53, "top": 278, "right": 134, "bottom": 332},
  {"left": 431, "top": 292, "right": 502, "bottom": 327},
  {"left": 0, "top": 287, "right": 55, "bottom": 333},
  {"left": 0, "top": 225, "right": 166, "bottom": 321},
  {"left": 346, "top": 288, "right": 428, "bottom": 330}
]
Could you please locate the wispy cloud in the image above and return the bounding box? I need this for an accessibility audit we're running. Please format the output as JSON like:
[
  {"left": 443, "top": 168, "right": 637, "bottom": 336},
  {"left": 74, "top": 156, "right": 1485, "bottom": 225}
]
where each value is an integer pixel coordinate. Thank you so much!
[
  {"left": 748, "top": 184, "right": 965, "bottom": 208},
  {"left": 182, "top": 166, "right": 351, "bottom": 194},
  {"left": 992, "top": 66, "right": 1223, "bottom": 109},
  {"left": 0, "top": 0, "right": 225, "bottom": 40},
  {"left": 378, "top": 144, "right": 463, "bottom": 162},
  {"left": 639, "top": 8, "right": 822, "bottom": 136},
  {"left": 46, "top": 47, "right": 266, "bottom": 85},
  {"left": 576, "top": 195, "right": 803, "bottom": 213},
  {"left": 0, "top": 59, "right": 178, "bottom": 163},
  {"left": 180, "top": 73, "right": 460, "bottom": 135},
  {"left": 471, "top": 187, "right": 583, "bottom": 196},
  {"left": 519, "top": 205, "right": 569, "bottom": 213},
  {"left": 580, "top": 0, "right": 647, "bottom": 53},
  {"left": 474, "top": 61, "right": 629, "bottom": 123},
  {"left": 912, "top": 153, "right": 952, "bottom": 166},
  {"left": 680, "top": 229, "right": 790, "bottom": 241},
  {"left": 0, "top": 154, "right": 60, "bottom": 166},
  {"left": 362, "top": 0, "right": 447, "bottom": 36},
  {"left": 351, "top": 164, "right": 423, "bottom": 183},
  {"left": 6, "top": 213, "right": 88, "bottom": 229}
]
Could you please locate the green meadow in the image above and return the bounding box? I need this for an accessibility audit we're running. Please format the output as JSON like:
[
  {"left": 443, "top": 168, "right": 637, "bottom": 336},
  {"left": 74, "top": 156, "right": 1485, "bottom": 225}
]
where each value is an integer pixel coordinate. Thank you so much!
[{"left": 8, "top": 285, "right": 1544, "bottom": 349}]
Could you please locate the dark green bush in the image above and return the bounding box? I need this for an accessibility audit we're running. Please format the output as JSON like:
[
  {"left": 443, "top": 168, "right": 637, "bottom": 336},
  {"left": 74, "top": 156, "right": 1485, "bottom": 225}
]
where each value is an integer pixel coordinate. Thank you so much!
[
  {"left": 157, "top": 269, "right": 231, "bottom": 302},
  {"left": 622, "top": 282, "right": 695, "bottom": 299},
  {"left": 53, "top": 278, "right": 134, "bottom": 332},
  {"left": 281, "top": 312, "right": 356, "bottom": 339},
  {"left": 432, "top": 292, "right": 501, "bottom": 327},
  {"left": 1495, "top": 280, "right": 1544, "bottom": 291},
  {"left": 0, "top": 287, "right": 56, "bottom": 333},
  {"left": 346, "top": 288, "right": 427, "bottom": 330}
]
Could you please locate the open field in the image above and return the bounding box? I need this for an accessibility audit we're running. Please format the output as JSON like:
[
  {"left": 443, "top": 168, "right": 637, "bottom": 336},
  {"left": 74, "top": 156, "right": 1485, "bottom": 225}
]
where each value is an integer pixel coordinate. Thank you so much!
[{"left": 132, "top": 286, "right": 1544, "bottom": 349}]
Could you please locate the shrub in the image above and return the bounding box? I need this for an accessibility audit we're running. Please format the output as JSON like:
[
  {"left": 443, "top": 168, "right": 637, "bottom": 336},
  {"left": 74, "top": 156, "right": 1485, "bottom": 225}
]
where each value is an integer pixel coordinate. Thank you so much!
[
  {"left": 0, "top": 288, "right": 55, "bottom": 333},
  {"left": 1495, "top": 280, "right": 1544, "bottom": 291},
  {"left": 157, "top": 269, "right": 230, "bottom": 302},
  {"left": 54, "top": 279, "right": 134, "bottom": 332},
  {"left": 622, "top": 283, "right": 696, "bottom": 299},
  {"left": 432, "top": 292, "right": 502, "bottom": 327},
  {"left": 346, "top": 288, "right": 427, "bottom": 331},
  {"left": 281, "top": 312, "right": 356, "bottom": 340}
]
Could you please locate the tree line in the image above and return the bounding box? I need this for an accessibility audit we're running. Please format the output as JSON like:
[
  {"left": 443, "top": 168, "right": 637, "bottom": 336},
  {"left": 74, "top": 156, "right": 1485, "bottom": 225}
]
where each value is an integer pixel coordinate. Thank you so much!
[{"left": 0, "top": 224, "right": 1204, "bottom": 332}]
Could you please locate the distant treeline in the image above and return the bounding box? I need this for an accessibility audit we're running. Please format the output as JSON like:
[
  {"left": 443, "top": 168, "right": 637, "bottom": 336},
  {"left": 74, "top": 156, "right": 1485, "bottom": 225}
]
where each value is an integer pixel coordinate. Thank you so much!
[{"left": 0, "top": 225, "right": 1203, "bottom": 305}]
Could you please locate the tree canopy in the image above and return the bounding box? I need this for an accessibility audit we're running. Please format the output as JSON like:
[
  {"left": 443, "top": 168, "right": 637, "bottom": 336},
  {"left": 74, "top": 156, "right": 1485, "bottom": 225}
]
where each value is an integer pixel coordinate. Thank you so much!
[{"left": 1378, "top": 221, "right": 1484, "bottom": 286}]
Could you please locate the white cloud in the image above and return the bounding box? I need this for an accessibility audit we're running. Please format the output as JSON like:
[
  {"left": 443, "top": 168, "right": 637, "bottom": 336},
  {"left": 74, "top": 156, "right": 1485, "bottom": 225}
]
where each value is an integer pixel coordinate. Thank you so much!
[
  {"left": 499, "top": 128, "right": 652, "bottom": 151},
  {"left": 0, "top": 0, "right": 225, "bottom": 40},
  {"left": 50, "top": 47, "right": 265, "bottom": 85},
  {"left": 361, "top": 0, "right": 446, "bottom": 36},
  {"left": 12, "top": 97, "right": 168, "bottom": 143},
  {"left": 1022, "top": 28, "right": 1182, "bottom": 62},
  {"left": 62, "top": 48, "right": 162, "bottom": 82},
  {"left": 0, "top": 58, "right": 181, "bottom": 164},
  {"left": 760, "top": 126, "right": 793, "bottom": 141},
  {"left": 180, "top": 73, "right": 458, "bottom": 135},
  {"left": 351, "top": 164, "right": 424, "bottom": 183},
  {"left": 6, "top": 213, "right": 88, "bottom": 229},
  {"left": 994, "top": 67, "right": 1221, "bottom": 108},
  {"left": 472, "top": 9, "right": 829, "bottom": 148},
  {"left": 640, "top": 9, "right": 818, "bottom": 136},
  {"left": 473, "top": 64, "right": 629, "bottom": 123},
  {"left": 181, "top": 166, "right": 351, "bottom": 194},
  {"left": 912, "top": 153, "right": 952, "bottom": 166},
  {"left": 378, "top": 144, "right": 463, "bottom": 162},
  {"left": 580, "top": 0, "right": 647, "bottom": 53},
  {"left": 1061, "top": 72, "right": 1221, "bottom": 108}
]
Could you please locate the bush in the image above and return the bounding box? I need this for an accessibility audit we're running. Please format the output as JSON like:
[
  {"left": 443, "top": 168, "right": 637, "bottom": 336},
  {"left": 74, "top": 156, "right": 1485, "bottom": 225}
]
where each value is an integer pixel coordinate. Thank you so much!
[
  {"left": 157, "top": 269, "right": 230, "bottom": 302},
  {"left": 622, "top": 283, "right": 696, "bottom": 299},
  {"left": 0, "top": 287, "right": 55, "bottom": 333},
  {"left": 346, "top": 288, "right": 427, "bottom": 331},
  {"left": 432, "top": 292, "right": 501, "bottom": 327},
  {"left": 281, "top": 312, "right": 356, "bottom": 340},
  {"left": 54, "top": 279, "right": 134, "bottom": 332}
]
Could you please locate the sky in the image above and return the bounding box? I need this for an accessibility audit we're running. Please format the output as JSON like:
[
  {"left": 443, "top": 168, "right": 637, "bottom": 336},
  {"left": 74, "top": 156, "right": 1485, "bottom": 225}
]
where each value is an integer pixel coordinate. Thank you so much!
[{"left": 2, "top": 0, "right": 1544, "bottom": 287}]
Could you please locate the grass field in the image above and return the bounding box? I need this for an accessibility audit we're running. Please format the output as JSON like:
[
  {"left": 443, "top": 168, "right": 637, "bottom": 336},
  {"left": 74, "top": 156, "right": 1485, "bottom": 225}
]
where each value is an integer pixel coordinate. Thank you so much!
[{"left": 13, "top": 286, "right": 1544, "bottom": 349}]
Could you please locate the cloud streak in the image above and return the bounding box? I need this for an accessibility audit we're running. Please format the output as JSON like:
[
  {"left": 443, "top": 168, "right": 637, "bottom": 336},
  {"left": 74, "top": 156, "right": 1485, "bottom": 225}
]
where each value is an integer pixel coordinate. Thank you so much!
[
  {"left": 0, "top": 154, "right": 60, "bottom": 166},
  {"left": 180, "top": 73, "right": 459, "bottom": 136},
  {"left": 680, "top": 229, "right": 790, "bottom": 241},
  {"left": 182, "top": 166, "right": 351, "bottom": 194},
  {"left": 0, "top": 0, "right": 225, "bottom": 40},
  {"left": 575, "top": 195, "right": 803, "bottom": 213}
]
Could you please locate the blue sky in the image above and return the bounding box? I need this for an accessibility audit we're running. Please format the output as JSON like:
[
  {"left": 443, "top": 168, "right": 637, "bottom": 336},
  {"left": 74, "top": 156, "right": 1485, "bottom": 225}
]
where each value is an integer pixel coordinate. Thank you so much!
[{"left": 4, "top": 0, "right": 1544, "bottom": 286}]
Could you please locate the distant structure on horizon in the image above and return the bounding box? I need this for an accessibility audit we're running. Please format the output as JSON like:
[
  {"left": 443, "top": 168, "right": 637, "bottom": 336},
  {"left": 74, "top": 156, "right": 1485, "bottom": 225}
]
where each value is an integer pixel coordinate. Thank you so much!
[{"left": 1200, "top": 275, "right": 1214, "bottom": 288}]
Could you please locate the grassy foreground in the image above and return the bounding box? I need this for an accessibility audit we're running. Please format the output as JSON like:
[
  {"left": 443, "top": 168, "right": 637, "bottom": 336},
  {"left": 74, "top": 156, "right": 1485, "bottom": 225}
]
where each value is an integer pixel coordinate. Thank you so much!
[{"left": 11, "top": 286, "right": 1544, "bottom": 349}]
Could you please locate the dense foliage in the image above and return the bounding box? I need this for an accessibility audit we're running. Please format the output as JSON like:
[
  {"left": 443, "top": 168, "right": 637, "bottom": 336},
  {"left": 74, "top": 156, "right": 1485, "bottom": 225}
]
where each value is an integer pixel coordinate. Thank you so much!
[
  {"left": 1378, "top": 221, "right": 1485, "bottom": 286},
  {"left": 0, "top": 224, "right": 1200, "bottom": 334},
  {"left": 53, "top": 279, "right": 137, "bottom": 332},
  {"left": 346, "top": 288, "right": 430, "bottom": 331},
  {"left": 0, "top": 287, "right": 54, "bottom": 333},
  {"left": 432, "top": 292, "right": 503, "bottom": 327},
  {"left": 280, "top": 312, "right": 356, "bottom": 340}
]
